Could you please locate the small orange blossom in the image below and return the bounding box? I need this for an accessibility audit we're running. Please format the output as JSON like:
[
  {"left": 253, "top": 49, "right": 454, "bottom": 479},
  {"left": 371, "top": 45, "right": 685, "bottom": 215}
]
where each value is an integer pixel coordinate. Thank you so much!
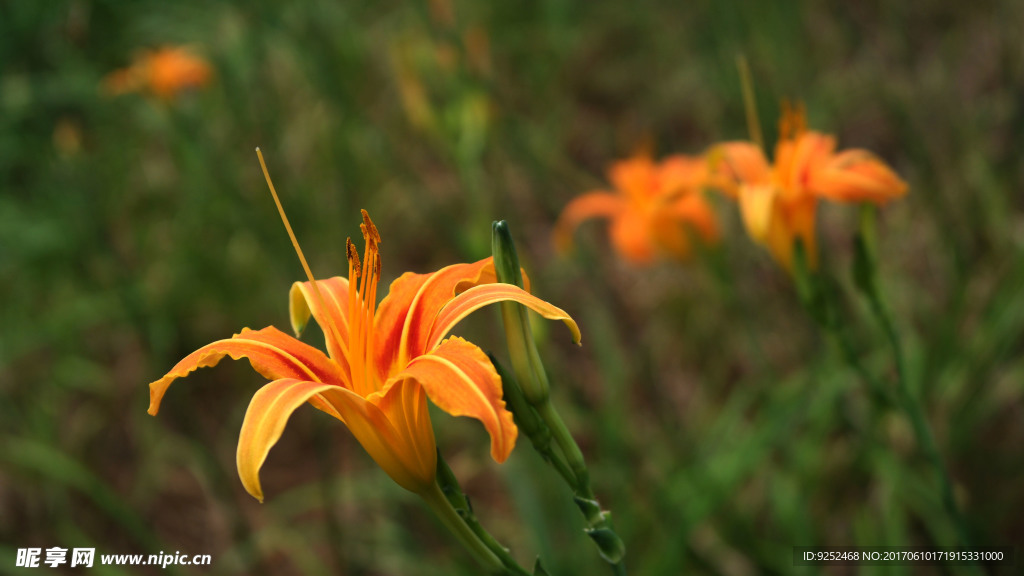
[
  {"left": 711, "top": 103, "right": 907, "bottom": 270},
  {"left": 554, "top": 155, "right": 720, "bottom": 265},
  {"left": 104, "top": 46, "right": 212, "bottom": 100}
]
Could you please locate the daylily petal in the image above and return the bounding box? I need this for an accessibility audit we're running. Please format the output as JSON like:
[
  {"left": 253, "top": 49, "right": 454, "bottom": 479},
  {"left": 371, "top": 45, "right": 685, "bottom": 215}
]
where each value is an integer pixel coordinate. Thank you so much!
[
  {"left": 649, "top": 210, "right": 691, "bottom": 260},
  {"left": 374, "top": 258, "right": 496, "bottom": 379},
  {"left": 148, "top": 326, "right": 347, "bottom": 418},
  {"left": 777, "top": 132, "right": 836, "bottom": 201},
  {"left": 236, "top": 378, "right": 341, "bottom": 502},
  {"left": 660, "top": 155, "right": 710, "bottom": 197},
  {"left": 649, "top": 194, "right": 720, "bottom": 260},
  {"left": 289, "top": 277, "right": 352, "bottom": 371},
  {"left": 329, "top": 382, "right": 437, "bottom": 494},
  {"left": 609, "top": 157, "right": 657, "bottom": 200},
  {"left": 388, "top": 337, "right": 516, "bottom": 462},
  {"left": 236, "top": 378, "right": 436, "bottom": 500},
  {"left": 711, "top": 142, "right": 771, "bottom": 195},
  {"left": 609, "top": 208, "right": 656, "bottom": 264},
  {"left": 371, "top": 379, "right": 437, "bottom": 484},
  {"left": 738, "top": 184, "right": 777, "bottom": 243},
  {"left": 427, "top": 283, "right": 581, "bottom": 351},
  {"left": 673, "top": 194, "right": 719, "bottom": 241},
  {"left": 765, "top": 197, "right": 818, "bottom": 271},
  {"left": 552, "top": 191, "right": 627, "bottom": 254},
  {"left": 811, "top": 149, "right": 908, "bottom": 204},
  {"left": 786, "top": 197, "right": 819, "bottom": 268}
]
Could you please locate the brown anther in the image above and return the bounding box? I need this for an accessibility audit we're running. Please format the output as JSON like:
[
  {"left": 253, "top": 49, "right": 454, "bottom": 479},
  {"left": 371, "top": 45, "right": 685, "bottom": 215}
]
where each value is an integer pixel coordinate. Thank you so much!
[
  {"left": 361, "top": 209, "right": 381, "bottom": 245},
  {"left": 794, "top": 101, "right": 807, "bottom": 135},
  {"left": 779, "top": 100, "right": 792, "bottom": 141},
  {"left": 346, "top": 237, "right": 361, "bottom": 278}
]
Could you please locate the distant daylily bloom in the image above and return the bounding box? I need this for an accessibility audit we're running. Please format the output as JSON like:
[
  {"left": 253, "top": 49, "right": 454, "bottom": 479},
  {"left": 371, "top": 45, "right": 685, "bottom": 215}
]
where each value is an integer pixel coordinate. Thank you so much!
[
  {"left": 104, "top": 46, "right": 212, "bottom": 101},
  {"left": 149, "top": 211, "right": 580, "bottom": 499},
  {"left": 711, "top": 103, "right": 907, "bottom": 270},
  {"left": 554, "top": 155, "right": 720, "bottom": 265}
]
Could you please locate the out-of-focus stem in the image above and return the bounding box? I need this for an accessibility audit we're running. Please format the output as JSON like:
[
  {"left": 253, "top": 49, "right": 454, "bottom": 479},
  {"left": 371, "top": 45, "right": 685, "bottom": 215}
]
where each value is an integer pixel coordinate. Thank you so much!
[
  {"left": 736, "top": 53, "right": 763, "bottom": 151},
  {"left": 853, "top": 207, "right": 972, "bottom": 548}
]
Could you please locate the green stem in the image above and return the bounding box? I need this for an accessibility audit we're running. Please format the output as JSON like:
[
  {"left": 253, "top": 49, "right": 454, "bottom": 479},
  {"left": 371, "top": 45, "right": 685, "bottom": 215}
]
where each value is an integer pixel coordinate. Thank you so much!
[
  {"left": 826, "top": 320, "right": 896, "bottom": 410},
  {"left": 735, "top": 53, "right": 763, "bottom": 151},
  {"left": 421, "top": 481, "right": 508, "bottom": 575},
  {"left": 434, "top": 453, "right": 534, "bottom": 576},
  {"left": 535, "top": 396, "right": 627, "bottom": 574},
  {"left": 535, "top": 401, "right": 589, "bottom": 496},
  {"left": 490, "top": 354, "right": 578, "bottom": 488},
  {"left": 863, "top": 286, "right": 973, "bottom": 549},
  {"left": 854, "top": 207, "right": 972, "bottom": 548},
  {"left": 462, "top": 515, "right": 533, "bottom": 576}
]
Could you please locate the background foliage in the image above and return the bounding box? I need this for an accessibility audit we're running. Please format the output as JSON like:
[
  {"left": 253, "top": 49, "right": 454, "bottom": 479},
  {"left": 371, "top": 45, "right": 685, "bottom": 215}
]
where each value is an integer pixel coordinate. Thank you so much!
[{"left": 2, "top": 1, "right": 1022, "bottom": 574}]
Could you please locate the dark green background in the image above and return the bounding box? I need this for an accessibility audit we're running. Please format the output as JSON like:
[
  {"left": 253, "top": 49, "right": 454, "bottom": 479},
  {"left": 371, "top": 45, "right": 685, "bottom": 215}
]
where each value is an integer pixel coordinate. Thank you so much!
[{"left": 2, "top": 1, "right": 1022, "bottom": 574}]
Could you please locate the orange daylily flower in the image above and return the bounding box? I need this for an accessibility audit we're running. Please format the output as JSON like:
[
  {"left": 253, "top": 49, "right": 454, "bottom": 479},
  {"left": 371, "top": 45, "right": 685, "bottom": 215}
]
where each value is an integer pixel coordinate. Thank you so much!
[
  {"left": 554, "top": 155, "right": 720, "bottom": 265},
  {"left": 149, "top": 211, "right": 580, "bottom": 499},
  {"left": 711, "top": 104, "right": 908, "bottom": 270},
  {"left": 104, "top": 46, "right": 212, "bottom": 100}
]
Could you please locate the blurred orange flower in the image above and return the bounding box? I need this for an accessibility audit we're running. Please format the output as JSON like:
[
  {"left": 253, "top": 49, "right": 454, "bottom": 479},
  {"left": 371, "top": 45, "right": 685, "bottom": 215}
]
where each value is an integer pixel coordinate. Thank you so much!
[
  {"left": 104, "top": 46, "right": 212, "bottom": 100},
  {"left": 711, "top": 104, "right": 907, "bottom": 270},
  {"left": 148, "top": 211, "right": 580, "bottom": 499},
  {"left": 554, "top": 155, "right": 720, "bottom": 265}
]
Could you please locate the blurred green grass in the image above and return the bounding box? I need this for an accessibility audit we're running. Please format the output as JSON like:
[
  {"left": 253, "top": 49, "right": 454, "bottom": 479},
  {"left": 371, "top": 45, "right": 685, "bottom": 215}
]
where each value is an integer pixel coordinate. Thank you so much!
[{"left": 2, "top": 1, "right": 1023, "bottom": 574}]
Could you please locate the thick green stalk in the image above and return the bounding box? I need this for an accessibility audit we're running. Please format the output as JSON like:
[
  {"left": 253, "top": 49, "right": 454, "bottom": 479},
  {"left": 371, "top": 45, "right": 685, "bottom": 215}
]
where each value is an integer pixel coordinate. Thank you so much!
[
  {"left": 421, "top": 480, "right": 509, "bottom": 575},
  {"left": 535, "top": 401, "right": 590, "bottom": 495},
  {"left": 434, "top": 453, "right": 534, "bottom": 576},
  {"left": 489, "top": 355, "right": 577, "bottom": 487}
]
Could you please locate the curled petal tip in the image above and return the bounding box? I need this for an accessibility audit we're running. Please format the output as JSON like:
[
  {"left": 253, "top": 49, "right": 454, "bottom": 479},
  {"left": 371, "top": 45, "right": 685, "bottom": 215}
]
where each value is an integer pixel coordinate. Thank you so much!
[{"left": 148, "top": 378, "right": 170, "bottom": 416}]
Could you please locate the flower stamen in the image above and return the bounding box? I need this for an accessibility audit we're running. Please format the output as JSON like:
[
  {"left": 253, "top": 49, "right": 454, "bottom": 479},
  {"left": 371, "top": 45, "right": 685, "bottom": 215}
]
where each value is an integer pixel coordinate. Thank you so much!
[
  {"left": 344, "top": 211, "right": 385, "bottom": 396},
  {"left": 779, "top": 100, "right": 807, "bottom": 142}
]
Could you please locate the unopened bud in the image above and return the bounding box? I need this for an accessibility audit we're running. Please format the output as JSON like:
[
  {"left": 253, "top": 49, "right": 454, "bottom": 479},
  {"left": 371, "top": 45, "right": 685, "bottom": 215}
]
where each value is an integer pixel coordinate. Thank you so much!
[{"left": 492, "top": 220, "right": 551, "bottom": 404}]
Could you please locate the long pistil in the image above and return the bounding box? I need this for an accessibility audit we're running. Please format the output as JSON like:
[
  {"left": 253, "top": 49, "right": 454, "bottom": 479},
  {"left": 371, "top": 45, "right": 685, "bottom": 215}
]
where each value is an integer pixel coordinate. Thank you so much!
[{"left": 256, "top": 148, "right": 348, "bottom": 361}]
